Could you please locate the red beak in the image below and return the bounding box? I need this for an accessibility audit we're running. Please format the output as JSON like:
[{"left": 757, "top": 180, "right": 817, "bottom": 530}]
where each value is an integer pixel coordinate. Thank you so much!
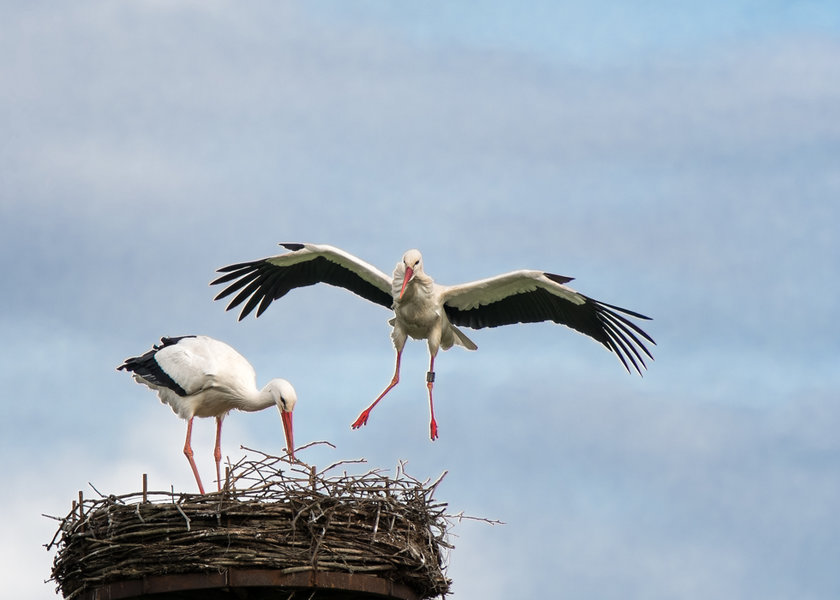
[
  {"left": 400, "top": 266, "right": 414, "bottom": 299},
  {"left": 281, "top": 411, "right": 295, "bottom": 459}
]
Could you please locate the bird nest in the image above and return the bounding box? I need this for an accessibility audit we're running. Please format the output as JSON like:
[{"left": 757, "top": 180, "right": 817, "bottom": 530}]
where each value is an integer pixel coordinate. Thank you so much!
[{"left": 47, "top": 447, "right": 453, "bottom": 599}]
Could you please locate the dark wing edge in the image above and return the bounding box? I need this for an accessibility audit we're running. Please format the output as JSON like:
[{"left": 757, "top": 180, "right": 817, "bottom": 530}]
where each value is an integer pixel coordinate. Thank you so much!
[
  {"left": 117, "top": 337, "right": 190, "bottom": 396},
  {"left": 211, "top": 246, "right": 394, "bottom": 320},
  {"left": 444, "top": 285, "right": 655, "bottom": 376}
]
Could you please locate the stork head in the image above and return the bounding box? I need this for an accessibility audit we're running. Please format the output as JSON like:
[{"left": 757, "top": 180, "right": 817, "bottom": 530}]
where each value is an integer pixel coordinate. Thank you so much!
[
  {"left": 400, "top": 249, "right": 423, "bottom": 298},
  {"left": 266, "top": 378, "right": 297, "bottom": 460}
]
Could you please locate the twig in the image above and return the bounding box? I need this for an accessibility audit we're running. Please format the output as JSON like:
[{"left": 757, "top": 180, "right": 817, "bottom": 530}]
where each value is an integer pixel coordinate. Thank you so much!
[
  {"left": 172, "top": 486, "right": 191, "bottom": 531},
  {"left": 427, "top": 471, "right": 448, "bottom": 498},
  {"left": 87, "top": 482, "right": 109, "bottom": 500},
  {"left": 445, "top": 511, "right": 505, "bottom": 526},
  {"left": 318, "top": 457, "right": 367, "bottom": 476}
]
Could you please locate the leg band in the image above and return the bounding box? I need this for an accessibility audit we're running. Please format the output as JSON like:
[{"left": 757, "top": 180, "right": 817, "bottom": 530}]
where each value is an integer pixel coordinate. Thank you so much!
[{"left": 426, "top": 371, "right": 435, "bottom": 383}]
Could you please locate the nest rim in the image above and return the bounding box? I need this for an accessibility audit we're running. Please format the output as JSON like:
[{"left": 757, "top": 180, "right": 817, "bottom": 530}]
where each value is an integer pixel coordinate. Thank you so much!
[{"left": 47, "top": 447, "right": 453, "bottom": 600}]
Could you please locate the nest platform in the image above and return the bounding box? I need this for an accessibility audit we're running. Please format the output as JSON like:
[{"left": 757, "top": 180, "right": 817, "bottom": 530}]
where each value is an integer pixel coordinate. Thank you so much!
[{"left": 47, "top": 448, "right": 452, "bottom": 599}]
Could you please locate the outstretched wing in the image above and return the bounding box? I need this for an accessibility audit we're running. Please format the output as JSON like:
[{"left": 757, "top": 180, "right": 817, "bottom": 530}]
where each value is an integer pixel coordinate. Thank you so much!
[
  {"left": 211, "top": 243, "right": 394, "bottom": 320},
  {"left": 442, "top": 271, "right": 655, "bottom": 375}
]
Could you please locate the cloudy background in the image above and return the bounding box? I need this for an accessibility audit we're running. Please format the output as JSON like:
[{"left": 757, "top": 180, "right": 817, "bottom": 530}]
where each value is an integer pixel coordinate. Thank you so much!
[{"left": 2, "top": 2, "right": 839, "bottom": 598}]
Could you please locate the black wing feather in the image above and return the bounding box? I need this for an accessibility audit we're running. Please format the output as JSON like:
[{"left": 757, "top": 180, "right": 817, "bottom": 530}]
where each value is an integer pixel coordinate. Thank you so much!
[
  {"left": 212, "top": 267, "right": 262, "bottom": 300},
  {"left": 116, "top": 336, "right": 195, "bottom": 396},
  {"left": 252, "top": 268, "right": 291, "bottom": 317},
  {"left": 600, "top": 316, "right": 642, "bottom": 374},
  {"left": 211, "top": 255, "right": 393, "bottom": 321}
]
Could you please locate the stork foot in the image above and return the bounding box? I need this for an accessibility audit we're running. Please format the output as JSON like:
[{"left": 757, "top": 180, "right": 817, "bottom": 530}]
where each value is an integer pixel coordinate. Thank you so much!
[
  {"left": 429, "top": 418, "right": 439, "bottom": 441},
  {"left": 351, "top": 410, "right": 371, "bottom": 429}
]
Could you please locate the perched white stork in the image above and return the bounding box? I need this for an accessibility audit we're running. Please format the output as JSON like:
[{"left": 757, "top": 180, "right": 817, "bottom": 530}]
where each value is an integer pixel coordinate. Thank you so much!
[
  {"left": 118, "top": 335, "right": 297, "bottom": 494},
  {"left": 211, "top": 243, "right": 654, "bottom": 441}
]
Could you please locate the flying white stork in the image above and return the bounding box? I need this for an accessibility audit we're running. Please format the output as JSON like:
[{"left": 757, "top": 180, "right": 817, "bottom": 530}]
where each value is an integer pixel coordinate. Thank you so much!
[
  {"left": 211, "top": 243, "right": 654, "bottom": 441},
  {"left": 118, "top": 335, "right": 297, "bottom": 494}
]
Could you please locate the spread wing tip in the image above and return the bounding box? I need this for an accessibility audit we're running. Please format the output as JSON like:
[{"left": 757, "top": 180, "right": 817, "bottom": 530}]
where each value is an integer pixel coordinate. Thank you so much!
[
  {"left": 214, "top": 260, "right": 260, "bottom": 274},
  {"left": 597, "top": 298, "right": 654, "bottom": 322},
  {"left": 593, "top": 300, "right": 655, "bottom": 376}
]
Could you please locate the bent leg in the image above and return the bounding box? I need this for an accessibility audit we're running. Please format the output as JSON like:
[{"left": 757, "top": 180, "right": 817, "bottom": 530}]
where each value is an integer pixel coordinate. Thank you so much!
[{"left": 352, "top": 349, "right": 403, "bottom": 429}]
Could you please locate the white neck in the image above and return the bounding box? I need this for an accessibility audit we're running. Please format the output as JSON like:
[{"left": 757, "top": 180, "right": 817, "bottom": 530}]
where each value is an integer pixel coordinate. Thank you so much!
[{"left": 234, "top": 386, "right": 277, "bottom": 413}]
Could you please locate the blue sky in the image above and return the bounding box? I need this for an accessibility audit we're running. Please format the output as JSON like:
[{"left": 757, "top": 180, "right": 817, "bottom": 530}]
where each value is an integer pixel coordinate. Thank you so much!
[{"left": 1, "top": 2, "right": 839, "bottom": 598}]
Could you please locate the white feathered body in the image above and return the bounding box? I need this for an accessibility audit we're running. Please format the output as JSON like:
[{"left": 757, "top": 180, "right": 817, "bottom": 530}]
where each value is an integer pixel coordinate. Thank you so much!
[
  {"left": 129, "top": 336, "right": 275, "bottom": 421},
  {"left": 390, "top": 256, "right": 478, "bottom": 354}
]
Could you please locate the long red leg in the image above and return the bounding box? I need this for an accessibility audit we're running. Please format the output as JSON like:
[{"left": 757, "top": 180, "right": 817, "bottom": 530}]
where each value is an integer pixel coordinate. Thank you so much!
[
  {"left": 183, "top": 417, "right": 205, "bottom": 494},
  {"left": 352, "top": 349, "right": 402, "bottom": 429},
  {"left": 214, "top": 417, "right": 223, "bottom": 491},
  {"left": 427, "top": 355, "right": 438, "bottom": 441}
]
